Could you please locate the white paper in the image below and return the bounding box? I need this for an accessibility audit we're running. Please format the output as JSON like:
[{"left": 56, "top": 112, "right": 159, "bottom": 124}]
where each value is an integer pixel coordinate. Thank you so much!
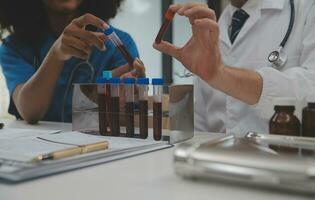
[
  {"left": 0, "top": 130, "right": 163, "bottom": 163},
  {"left": 0, "top": 128, "right": 60, "bottom": 139}
]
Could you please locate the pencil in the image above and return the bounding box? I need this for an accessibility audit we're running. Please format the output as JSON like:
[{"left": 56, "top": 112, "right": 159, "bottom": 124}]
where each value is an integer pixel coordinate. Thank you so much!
[{"left": 32, "top": 141, "right": 109, "bottom": 163}]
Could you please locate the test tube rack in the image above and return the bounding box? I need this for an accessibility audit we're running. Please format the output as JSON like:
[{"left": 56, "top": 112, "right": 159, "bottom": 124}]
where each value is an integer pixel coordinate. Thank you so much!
[{"left": 72, "top": 84, "right": 194, "bottom": 144}]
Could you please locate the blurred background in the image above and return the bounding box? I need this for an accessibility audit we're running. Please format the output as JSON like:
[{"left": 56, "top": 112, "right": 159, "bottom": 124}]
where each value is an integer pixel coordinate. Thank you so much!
[{"left": 0, "top": 0, "right": 229, "bottom": 118}]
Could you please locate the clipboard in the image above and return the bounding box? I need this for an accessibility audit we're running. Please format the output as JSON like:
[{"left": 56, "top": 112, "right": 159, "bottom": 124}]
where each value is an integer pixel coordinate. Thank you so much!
[{"left": 0, "top": 129, "right": 172, "bottom": 183}]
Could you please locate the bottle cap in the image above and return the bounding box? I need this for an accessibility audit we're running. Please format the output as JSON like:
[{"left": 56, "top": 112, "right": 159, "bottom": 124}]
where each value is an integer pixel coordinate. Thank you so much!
[
  {"left": 137, "top": 78, "right": 149, "bottom": 85},
  {"left": 124, "top": 78, "right": 136, "bottom": 84},
  {"left": 306, "top": 95, "right": 315, "bottom": 103},
  {"left": 152, "top": 78, "right": 164, "bottom": 86},
  {"left": 110, "top": 77, "right": 121, "bottom": 84},
  {"left": 96, "top": 77, "right": 105, "bottom": 84},
  {"left": 103, "top": 71, "right": 112, "bottom": 80},
  {"left": 104, "top": 25, "right": 114, "bottom": 36},
  {"left": 273, "top": 98, "right": 296, "bottom": 107}
]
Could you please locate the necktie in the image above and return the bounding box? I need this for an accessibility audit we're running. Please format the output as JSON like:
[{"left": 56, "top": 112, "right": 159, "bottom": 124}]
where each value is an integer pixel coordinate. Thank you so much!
[{"left": 230, "top": 9, "right": 249, "bottom": 44}]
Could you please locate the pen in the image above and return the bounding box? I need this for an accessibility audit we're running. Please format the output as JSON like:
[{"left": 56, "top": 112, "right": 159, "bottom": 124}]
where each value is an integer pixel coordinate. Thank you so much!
[{"left": 32, "top": 141, "right": 109, "bottom": 163}]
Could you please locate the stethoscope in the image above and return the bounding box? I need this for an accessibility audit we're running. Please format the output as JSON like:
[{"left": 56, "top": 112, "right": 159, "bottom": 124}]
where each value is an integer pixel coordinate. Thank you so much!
[
  {"left": 176, "top": 0, "right": 295, "bottom": 79},
  {"left": 268, "top": 0, "right": 295, "bottom": 70}
]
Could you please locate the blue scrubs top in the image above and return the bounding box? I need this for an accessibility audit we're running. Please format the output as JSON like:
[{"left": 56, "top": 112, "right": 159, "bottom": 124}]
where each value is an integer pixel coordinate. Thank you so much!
[{"left": 0, "top": 27, "right": 139, "bottom": 122}]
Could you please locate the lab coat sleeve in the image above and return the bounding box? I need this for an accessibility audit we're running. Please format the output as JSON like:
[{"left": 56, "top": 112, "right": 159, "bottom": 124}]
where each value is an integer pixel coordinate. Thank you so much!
[{"left": 254, "top": 2, "right": 315, "bottom": 119}]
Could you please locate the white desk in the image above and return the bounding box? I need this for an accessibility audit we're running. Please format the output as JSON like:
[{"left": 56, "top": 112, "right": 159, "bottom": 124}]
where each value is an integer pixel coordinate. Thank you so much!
[{"left": 0, "top": 120, "right": 312, "bottom": 200}]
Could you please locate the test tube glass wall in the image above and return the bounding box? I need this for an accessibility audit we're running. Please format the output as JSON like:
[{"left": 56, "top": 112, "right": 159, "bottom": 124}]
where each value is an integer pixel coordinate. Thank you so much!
[
  {"left": 72, "top": 82, "right": 194, "bottom": 144},
  {"left": 110, "top": 78, "right": 121, "bottom": 136},
  {"left": 96, "top": 77, "right": 107, "bottom": 136},
  {"left": 124, "top": 78, "right": 136, "bottom": 137},
  {"left": 138, "top": 78, "right": 150, "bottom": 139},
  {"left": 152, "top": 78, "right": 164, "bottom": 141}
]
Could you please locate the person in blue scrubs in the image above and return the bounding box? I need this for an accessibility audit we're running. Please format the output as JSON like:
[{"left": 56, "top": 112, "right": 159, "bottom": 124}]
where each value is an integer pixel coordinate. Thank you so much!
[{"left": 0, "top": 0, "right": 145, "bottom": 123}]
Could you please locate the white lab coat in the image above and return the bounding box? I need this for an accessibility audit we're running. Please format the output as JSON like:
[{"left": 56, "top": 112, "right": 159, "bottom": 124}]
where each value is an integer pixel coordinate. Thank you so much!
[{"left": 194, "top": 0, "right": 315, "bottom": 136}]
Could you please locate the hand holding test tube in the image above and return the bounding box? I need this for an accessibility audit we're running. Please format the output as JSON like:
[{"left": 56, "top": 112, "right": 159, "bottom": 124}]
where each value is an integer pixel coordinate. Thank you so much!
[
  {"left": 104, "top": 25, "right": 146, "bottom": 78},
  {"left": 104, "top": 25, "right": 135, "bottom": 69}
]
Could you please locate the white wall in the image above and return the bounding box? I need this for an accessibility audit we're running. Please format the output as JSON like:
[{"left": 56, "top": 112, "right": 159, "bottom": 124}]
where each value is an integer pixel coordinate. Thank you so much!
[
  {"left": 111, "top": 0, "right": 162, "bottom": 79},
  {"left": 0, "top": 67, "right": 9, "bottom": 117},
  {"left": 172, "top": 0, "right": 207, "bottom": 84}
]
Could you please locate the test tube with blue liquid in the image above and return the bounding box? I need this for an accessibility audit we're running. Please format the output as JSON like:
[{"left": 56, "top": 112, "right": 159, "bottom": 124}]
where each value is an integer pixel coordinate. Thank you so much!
[
  {"left": 110, "top": 77, "right": 121, "bottom": 136},
  {"left": 124, "top": 78, "right": 135, "bottom": 137},
  {"left": 104, "top": 25, "right": 135, "bottom": 69},
  {"left": 138, "top": 78, "right": 149, "bottom": 139},
  {"left": 152, "top": 78, "right": 164, "bottom": 141}
]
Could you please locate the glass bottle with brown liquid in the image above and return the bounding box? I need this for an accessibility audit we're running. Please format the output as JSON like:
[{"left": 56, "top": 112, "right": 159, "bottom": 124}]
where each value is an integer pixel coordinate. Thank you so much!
[
  {"left": 269, "top": 98, "right": 301, "bottom": 153},
  {"left": 270, "top": 98, "right": 301, "bottom": 136},
  {"left": 302, "top": 96, "right": 315, "bottom": 138}
]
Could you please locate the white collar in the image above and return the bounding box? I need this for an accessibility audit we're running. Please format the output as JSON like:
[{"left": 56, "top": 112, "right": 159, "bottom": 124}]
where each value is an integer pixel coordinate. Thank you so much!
[
  {"left": 260, "top": 0, "right": 285, "bottom": 10},
  {"left": 227, "top": 0, "right": 285, "bottom": 17}
]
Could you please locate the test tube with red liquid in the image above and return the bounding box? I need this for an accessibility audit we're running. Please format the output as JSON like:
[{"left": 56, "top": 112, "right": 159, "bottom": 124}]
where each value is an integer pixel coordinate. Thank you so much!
[
  {"left": 138, "top": 78, "right": 149, "bottom": 139},
  {"left": 103, "top": 71, "right": 112, "bottom": 136},
  {"left": 155, "top": 8, "right": 175, "bottom": 44},
  {"left": 110, "top": 78, "right": 121, "bottom": 136},
  {"left": 104, "top": 25, "right": 135, "bottom": 69},
  {"left": 124, "top": 78, "right": 135, "bottom": 137},
  {"left": 96, "top": 77, "right": 107, "bottom": 136},
  {"left": 152, "top": 78, "right": 164, "bottom": 141}
]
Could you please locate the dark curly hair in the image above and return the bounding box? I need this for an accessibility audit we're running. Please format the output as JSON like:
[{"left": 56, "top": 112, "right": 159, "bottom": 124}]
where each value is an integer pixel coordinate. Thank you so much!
[{"left": 0, "top": 0, "right": 124, "bottom": 45}]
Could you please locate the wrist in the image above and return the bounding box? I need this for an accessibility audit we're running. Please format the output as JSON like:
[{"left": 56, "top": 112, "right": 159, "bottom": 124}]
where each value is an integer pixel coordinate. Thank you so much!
[
  {"left": 50, "top": 39, "right": 70, "bottom": 62},
  {"left": 207, "top": 63, "right": 226, "bottom": 85}
]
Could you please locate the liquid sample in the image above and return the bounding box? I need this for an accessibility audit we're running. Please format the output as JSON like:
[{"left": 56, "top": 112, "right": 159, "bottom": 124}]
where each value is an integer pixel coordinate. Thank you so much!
[
  {"left": 269, "top": 106, "right": 300, "bottom": 136},
  {"left": 139, "top": 100, "right": 148, "bottom": 139},
  {"left": 153, "top": 102, "right": 162, "bottom": 141},
  {"left": 117, "top": 44, "right": 134, "bottom": 68},
  {"left": 155, "top": 9, "right": 175, "bottom": 44},
  {"left": 125, "top": 102, "right": 135, "bottom": 137},
  {"left": 98, "top": 93, "right": 107, "bottom": 136},
  {"left": 110, "top": 96, "right": 120, "bottom": 136},
  {"left": 105, "top": 84, "right": 111, "bottom": 136},
  {"left": 302, "top": 103, "right": 315, "bottom": 137}
]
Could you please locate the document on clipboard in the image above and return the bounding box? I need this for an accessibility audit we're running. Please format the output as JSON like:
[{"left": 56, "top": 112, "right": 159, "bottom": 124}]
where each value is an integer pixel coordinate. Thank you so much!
[{"left": 0, "top": 128, "right": 171, "bottom": 182}]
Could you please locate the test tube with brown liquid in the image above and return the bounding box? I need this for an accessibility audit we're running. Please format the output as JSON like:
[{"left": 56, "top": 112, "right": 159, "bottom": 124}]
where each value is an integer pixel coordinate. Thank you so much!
[
  {"left": 155, "top": 8, "right": 175, "bottom": 44},
  {"left": 96, "top": 77, "right": 107, "bottom": 136},
  {"left": 152, "top": 78, "right": 164, "bottom": 141},
  {"left": 103, "top": 71, "right": 112, "bottom": 136},
  {"left": 124, "top": 78, "right": 136, "bottom": 137},
  {"left": 110, "top": 78, "right": 121, "bottom": 136},
  {"left": 104, "top": 25, "right": 135, "bottom": 69},
  {"left": 137, "top": 78, "right": 149, "bottom": 139}
]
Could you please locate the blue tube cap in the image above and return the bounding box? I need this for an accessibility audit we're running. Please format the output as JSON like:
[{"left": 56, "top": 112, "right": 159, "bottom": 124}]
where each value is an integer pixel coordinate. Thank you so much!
[
  {"left": 110, "top": 77, "right": 121, "bottom": 84},
  {"left": 104, "top": 25, "right": 114, "bottom": 36},
  {"left": 152, "top": 78, "right": 164, "bottom": 86},
  {"left": 96, "top": 77, "right": 105, "bottom": 84},
  {"left": 137, "top": 78, "right": 149, "bottom": 85},
  {"left": 124, "top": 78, "right": 136, "bottom": 84},
  {"left": 103, "top": 71, "right": 112, "bottom": 80}
]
